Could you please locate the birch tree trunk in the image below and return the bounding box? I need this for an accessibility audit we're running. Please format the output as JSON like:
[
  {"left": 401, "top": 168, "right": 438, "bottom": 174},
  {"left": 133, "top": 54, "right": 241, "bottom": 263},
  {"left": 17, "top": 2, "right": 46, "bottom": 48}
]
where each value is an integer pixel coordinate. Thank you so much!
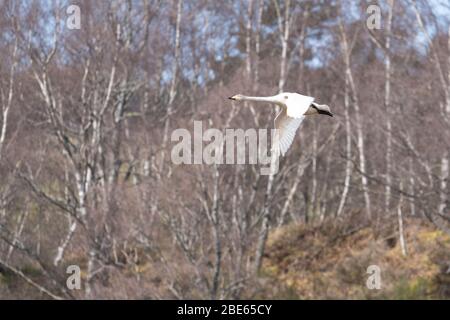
[
  {"left": 397, "top": 182, "right": 408, "bottom": 256},
  {"left": 384, "top": 0, "right": 394, "bottom": 213},
  {"left": 0, "top": 31, "right": 18, "bottom": 161},
  {"left": 338, "top": 14, "right": 371, "bottom": 219},
  {"left": 245, "top": 0, "right": 253, "bottom": 79},
  {"left": 210, "top": 166, "right": 222, "bottom": 299},
  {"left": 161, "top": 0, "right": 183, "bottom": 172},
  {"left": 274, "top": 0, "right": 291, "bottom": 93},
  {"left": 409, "top": 158, "right": 416, "bottom": 216},
  {"left": 254, "top": 0, "right": 291, "bottom": 274},
  {"left": 336, "top": 70, "right": 352, "bottom": 217},
  {"left": 440, "top": 26, "right": 450, "bottom": 215},
  {"left": 277, "top": 7, "right": 309, "bottom": 226}
]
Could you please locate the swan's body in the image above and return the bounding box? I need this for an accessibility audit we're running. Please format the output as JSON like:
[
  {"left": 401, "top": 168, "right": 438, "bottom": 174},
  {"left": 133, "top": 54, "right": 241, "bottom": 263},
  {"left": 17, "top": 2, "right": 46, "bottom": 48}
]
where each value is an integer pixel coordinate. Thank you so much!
[{"left": 228, "top": 92, "right": 332, "bottom": 156}]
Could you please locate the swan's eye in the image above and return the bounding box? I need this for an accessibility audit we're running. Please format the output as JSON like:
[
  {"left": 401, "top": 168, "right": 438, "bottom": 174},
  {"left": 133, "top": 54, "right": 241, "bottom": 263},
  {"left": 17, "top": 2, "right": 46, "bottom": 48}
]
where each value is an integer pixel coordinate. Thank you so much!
[{"left": 284, "top": 95, "right": 289, "bottom": 99}]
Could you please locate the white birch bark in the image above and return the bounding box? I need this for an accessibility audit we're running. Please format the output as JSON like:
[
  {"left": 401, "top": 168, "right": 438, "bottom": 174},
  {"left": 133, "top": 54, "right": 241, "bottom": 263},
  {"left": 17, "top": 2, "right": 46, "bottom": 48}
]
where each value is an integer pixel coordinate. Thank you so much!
[
  {"left": 0, "top": 33, "right": 18, "bottom": 161},
  {"left": 439, "top": 157, "right": 449, "bottom": 215},
  {"left": 384, "top": 0, "right": 394, "bottom": 212},
  {"left": 409, "top": 158, "right": 416, "bottom": 216},
  {"left": 161, "top": 0, "right": 183, "bottom": 172},
  {"left": 440, "top": 26, "right": 450, "bottom": 215},
  {"left": 53, "top": 215, "right": 77, "bottom": 266},
  {"left": 397, "top": 182, "right": 408, "bottom": 256},
  {"left": 273, "top": 0, "right": 291, "bottom": 92},
  {"left": 336, "top": 68, "right": 352, "bottom": 217},
  {"left": 254, "top": 0, "right": 291, "bottom": 274},
  {"left": 338, "top": 14, "right": 371, "bottom": 218},
  {"left": 245, "top": 0, "right": 253, "bottom": 78}
]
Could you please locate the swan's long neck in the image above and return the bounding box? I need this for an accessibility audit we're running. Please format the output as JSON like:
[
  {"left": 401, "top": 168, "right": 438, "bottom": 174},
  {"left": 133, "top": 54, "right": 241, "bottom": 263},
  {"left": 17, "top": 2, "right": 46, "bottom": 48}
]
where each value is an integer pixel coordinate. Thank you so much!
[{"left": 240, "top": 95, "right": 279, "bottom": 104}]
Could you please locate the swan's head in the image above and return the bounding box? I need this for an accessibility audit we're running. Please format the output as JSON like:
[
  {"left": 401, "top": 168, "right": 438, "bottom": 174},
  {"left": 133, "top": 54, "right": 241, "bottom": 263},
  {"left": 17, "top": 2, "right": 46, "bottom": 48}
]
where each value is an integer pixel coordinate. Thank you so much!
[
  {"left": 274, "top": 93, "right": 291, "bottom": 105},
  {"left": 228, "top": 94, "right": 245, "bottom": 101}
]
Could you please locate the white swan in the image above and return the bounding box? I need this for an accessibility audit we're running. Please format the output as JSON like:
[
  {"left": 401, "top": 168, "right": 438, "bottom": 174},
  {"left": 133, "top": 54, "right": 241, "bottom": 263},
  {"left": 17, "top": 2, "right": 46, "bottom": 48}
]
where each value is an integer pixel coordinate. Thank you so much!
[{"left": 228, "top": 92, "right": 332, "bottom": 156}]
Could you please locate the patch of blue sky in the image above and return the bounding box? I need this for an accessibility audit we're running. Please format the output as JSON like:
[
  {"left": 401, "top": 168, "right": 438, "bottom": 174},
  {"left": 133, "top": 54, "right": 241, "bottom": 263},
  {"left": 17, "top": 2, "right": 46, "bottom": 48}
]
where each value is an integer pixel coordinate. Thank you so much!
[
  {"left": 304, "top": 31, "right": 334, "bottom": 69},
  {"left": 413, "top": 0, "right": 450, "bottom": 56}
]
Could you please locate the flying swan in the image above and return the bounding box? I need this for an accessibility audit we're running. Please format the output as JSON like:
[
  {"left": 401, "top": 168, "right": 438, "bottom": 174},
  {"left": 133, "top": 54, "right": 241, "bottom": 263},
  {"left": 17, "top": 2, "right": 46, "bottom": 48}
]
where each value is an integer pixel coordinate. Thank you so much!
[{"left": 228, "top": 92, "right": 333, "bottom": 156}]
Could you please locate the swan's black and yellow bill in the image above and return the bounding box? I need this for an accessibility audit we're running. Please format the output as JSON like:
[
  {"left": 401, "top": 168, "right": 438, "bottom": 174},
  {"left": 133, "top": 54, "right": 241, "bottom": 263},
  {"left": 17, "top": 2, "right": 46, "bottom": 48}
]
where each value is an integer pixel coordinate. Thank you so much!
[
  {"left": 311, "top": 104, "right": 333, "bottom": 117},
  {"left": 318, "top": 109, "right": 333, "bottom": 117}
]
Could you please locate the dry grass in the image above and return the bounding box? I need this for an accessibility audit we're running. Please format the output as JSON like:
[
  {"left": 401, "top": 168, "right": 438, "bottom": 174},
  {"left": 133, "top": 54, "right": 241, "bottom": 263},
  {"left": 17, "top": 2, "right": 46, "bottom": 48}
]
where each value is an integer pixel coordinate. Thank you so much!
[{"left": 262, "top": 217, "right": 450, "bottom": 299}]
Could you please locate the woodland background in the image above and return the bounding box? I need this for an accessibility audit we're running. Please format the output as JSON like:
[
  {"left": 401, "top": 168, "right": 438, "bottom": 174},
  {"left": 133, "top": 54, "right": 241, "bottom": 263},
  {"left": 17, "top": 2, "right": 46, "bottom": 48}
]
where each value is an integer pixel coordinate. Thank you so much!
[{"left": 0, "top": 0, "right": 449, "bottom": 299}]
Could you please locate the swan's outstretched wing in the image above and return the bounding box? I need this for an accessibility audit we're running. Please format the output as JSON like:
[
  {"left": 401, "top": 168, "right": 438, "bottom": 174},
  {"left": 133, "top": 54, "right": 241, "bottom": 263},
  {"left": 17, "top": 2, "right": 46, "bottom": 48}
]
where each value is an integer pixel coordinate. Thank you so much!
[{"left": 273, "top": 108, "right": 305, "bottom": 157}]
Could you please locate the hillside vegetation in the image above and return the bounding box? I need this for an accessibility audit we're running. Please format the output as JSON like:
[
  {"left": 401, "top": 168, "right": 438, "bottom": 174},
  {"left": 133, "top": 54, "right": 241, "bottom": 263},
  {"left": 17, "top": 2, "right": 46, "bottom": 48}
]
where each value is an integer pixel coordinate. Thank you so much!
[{"left": 261, "top": 216, "right": 450, "bottom": 299}]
